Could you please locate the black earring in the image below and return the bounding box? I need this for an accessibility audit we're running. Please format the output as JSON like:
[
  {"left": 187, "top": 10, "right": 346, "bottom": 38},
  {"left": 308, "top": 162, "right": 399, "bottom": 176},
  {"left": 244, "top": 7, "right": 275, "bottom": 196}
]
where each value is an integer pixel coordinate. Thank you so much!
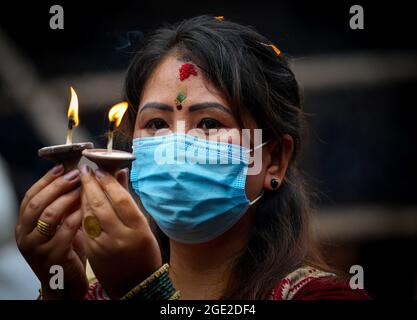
[{"left": 270, "top": 178, "right": 280, "bottom": 189}]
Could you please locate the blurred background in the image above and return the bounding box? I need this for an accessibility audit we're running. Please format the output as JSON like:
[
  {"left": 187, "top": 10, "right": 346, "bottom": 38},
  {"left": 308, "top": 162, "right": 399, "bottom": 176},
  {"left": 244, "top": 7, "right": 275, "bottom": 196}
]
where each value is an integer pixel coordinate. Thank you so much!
[{"left": 0, "top": 1, "right": 416, "bottom": 299}]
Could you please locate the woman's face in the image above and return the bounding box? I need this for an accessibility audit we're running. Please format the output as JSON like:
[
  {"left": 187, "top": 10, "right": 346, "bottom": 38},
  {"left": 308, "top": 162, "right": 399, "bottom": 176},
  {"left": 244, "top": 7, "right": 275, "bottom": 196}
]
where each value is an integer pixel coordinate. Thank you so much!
[{"left": 133, "top": 54, "right": 285, "bottom": 201}]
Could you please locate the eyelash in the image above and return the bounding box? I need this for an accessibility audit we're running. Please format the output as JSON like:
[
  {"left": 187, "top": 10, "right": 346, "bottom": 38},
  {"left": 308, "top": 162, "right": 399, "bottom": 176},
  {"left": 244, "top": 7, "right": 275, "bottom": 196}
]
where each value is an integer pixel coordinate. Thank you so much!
[
  {"left": 198, "top": 118, "right": 224, "bottom": 130},
  {"left": 145, "top": 118, "right": 169, "bottom": 130},
  {"left": 144, "top": 118, "right": 224, "bottom": 131}
]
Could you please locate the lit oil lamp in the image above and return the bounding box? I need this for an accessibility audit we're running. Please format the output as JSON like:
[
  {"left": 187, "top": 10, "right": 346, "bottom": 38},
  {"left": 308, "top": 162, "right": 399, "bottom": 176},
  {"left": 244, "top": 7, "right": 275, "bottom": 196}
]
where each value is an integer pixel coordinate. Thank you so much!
[
  {"left": 38, "top": 87, "right": 93, "bottom": 172},
  {"left": 82, "top": 102, "right": 135, "bottom": 175}
]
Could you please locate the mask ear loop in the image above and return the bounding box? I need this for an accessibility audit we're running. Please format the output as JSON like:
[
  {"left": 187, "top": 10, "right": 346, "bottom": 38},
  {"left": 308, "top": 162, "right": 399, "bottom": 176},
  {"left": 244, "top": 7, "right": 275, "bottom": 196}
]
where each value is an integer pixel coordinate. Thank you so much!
[
  {"left": 249, "top": 190, "right": 265, "bottom": 205},
  {"left": 247, "top": 140, "right": 271, "bottom": 206},
  {"left": 251, "top": 140, "right": 270, "bottom": 152},
  {"left": 245, "top": 140, "right": 271, "bottom": 165}
]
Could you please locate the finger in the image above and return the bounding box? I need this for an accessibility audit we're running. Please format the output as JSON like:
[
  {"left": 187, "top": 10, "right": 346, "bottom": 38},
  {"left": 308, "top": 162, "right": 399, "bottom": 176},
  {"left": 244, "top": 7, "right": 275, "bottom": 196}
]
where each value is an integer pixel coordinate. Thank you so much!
[
  {"left": 19, "top": 164, "right": 64, "bottom": 217},
  {"left": 82, "top": 227, "right": 118, "bottom": 257},
  {"left": 80, "top": 164, "right": 120, "bottom": 231},
  {"left": 23, "top": 204, "right": 81, "bottom": 250},
  {"left": 20, "top": 169, "right": 81, "bottom": 234},
  {"left": 24, "top": 187, "right": 81, "bottom": 239},
  {"left": 94, "top": 169, "right": 144, "bottom": 227},
  {"left": 46, "top": 209, "right": 83, "bottom": 256},
  {"left": 73, "top": 230, "right": 86, "bottom": 265},
  {"left": 115, "top": 168, "right": 129, "bottom": 190}
]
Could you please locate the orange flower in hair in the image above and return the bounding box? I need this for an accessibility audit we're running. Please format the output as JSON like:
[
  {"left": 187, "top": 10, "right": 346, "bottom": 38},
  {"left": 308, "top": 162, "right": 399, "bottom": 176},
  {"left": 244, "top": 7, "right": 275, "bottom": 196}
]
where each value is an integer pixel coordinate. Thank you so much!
[{"left": 260, "top": 42, "right": 281, "bottom": 56}]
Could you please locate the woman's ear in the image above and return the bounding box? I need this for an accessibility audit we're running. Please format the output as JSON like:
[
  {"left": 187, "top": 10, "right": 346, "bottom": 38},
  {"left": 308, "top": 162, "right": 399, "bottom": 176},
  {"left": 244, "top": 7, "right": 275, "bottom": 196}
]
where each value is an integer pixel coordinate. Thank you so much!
[{"left": 263, "top": 134, "right": 294, "bottom": 191}]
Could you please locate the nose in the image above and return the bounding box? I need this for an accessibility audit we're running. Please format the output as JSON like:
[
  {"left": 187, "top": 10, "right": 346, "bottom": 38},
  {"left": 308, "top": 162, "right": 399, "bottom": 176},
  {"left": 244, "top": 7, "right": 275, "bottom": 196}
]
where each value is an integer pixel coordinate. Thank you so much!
[{"left": 171, "top": 118, "right": 187, "bottom": 133}]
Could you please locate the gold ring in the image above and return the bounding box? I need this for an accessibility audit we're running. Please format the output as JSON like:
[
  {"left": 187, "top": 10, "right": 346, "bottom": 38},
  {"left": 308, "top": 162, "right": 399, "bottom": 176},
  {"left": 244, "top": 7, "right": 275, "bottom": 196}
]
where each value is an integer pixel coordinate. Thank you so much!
[
  {"left": 83, "top": 215, "right": 102, "bottom": 238},
  {"left": 36, "top": 219, "right": 55, "bottom": 237}
]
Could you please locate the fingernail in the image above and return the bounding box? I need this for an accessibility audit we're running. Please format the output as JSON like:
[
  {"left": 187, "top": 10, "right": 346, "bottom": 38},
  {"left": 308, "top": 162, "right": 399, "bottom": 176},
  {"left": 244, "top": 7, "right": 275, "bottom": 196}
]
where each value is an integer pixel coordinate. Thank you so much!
[
  {"left": 95, "top": 169, "right": 106, "bottom": 180},
  {"left": 51, "top": 164, "right": 64, "bottom": 175},
  {"left": 79, "top": 164, "right": 90, "bottom": 176},
  {"left": 64, "top": 169, "right": 80, "bottom": 181}
]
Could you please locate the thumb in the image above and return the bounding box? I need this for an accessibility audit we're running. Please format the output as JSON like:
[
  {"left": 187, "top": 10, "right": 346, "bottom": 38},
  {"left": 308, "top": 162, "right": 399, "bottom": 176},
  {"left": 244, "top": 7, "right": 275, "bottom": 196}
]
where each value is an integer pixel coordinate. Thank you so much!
[{"left": 115, "top": 168, "right": 129, "bottom": 190}]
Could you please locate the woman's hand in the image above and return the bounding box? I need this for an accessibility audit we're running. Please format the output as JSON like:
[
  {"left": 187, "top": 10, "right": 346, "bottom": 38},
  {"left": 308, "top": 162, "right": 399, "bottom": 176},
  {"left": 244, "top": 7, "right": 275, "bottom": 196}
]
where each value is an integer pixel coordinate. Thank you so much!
[
  {"left": 15, "top": 165, "right": 88, "bottom": 299},
  {"left": 79, "top": 164, "right": 162, "bottom": 299}
]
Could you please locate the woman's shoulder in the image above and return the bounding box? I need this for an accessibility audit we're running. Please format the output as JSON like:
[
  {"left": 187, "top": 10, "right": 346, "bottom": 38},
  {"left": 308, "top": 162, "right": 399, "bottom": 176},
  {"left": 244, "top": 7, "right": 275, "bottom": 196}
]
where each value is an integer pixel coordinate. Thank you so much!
[{"left": 271, "top": 266, "right": 371, "bottom": 300}]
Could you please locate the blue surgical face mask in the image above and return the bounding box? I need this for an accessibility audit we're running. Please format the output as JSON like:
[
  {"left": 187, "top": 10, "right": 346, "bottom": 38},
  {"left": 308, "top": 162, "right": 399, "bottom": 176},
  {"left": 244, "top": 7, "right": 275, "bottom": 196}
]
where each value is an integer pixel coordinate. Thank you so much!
[{"left": 130, "top": 133, "right": 266, "bottom": 244}]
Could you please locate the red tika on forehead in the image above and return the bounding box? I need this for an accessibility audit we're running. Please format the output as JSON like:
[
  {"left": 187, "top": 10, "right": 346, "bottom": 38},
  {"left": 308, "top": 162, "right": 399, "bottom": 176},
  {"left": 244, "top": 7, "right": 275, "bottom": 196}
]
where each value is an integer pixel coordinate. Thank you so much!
[{"left": 179, "top": 63, "right": 198, "bottom": 81}]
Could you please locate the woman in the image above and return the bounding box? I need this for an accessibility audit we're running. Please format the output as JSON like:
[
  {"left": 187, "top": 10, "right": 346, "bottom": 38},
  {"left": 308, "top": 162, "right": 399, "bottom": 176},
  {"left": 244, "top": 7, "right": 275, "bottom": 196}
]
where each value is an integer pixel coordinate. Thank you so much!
[{"left": 15, "top": 15, "right": 370, "bottom": 300}]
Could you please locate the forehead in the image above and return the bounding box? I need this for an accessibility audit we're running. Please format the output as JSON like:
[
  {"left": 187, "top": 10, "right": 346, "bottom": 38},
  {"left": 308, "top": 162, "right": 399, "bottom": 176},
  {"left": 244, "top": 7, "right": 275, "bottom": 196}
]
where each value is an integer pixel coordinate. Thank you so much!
[{"left": 140, "top": 54, "right": 224, "bottom": 105}]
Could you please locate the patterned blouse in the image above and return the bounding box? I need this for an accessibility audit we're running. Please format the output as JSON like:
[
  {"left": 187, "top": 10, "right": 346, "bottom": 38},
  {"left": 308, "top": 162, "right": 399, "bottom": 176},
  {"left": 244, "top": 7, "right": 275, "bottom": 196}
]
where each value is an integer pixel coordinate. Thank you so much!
[{"left": 84, "top": 266, "right": 370, "bottom": 300}]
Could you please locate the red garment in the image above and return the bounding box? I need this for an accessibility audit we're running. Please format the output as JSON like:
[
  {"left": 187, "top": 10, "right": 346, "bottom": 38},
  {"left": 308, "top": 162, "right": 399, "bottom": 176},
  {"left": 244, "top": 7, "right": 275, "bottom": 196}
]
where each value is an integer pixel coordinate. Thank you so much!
[
  {"left": 291, "top": 276, "right": 370, "bottom": 300},
  {"left": 84, "top": 266, "right": 370, "bottom": 300},
  {"left": 271, "top": 266, "right": 370, "bottom": 300}
]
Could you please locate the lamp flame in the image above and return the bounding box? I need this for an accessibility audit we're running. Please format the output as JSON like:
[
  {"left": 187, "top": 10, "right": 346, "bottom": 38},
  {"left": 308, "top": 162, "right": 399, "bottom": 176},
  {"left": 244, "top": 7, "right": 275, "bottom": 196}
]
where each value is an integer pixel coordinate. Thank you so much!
[
  {"left": 108, "top": 102, "right": 128, "bottom": 128},
  {"left": 67, "top": 86, "right": 79, "bottom": 127}
]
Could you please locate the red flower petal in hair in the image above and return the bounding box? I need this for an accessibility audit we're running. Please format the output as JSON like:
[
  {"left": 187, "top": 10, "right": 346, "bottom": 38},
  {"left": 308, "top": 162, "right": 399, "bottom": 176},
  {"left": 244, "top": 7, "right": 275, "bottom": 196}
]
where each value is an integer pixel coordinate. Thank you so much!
[{"left": 179, "top": 63, "right": 198, "bottom": 81}]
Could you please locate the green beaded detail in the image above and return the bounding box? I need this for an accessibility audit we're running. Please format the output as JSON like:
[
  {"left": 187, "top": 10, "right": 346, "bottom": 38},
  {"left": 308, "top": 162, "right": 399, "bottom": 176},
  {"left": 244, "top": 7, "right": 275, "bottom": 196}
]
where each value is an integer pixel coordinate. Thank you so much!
[
  {"left": 175, "top": 89, "right": 187, "bottom": 105},
  {"left": 121, "top": 264, "right": 180, "bottom": 300}
]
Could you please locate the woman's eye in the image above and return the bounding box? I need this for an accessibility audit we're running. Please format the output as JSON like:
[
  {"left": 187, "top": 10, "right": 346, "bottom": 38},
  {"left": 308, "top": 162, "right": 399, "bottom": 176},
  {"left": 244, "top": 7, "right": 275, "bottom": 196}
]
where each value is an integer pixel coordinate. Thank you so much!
[
  {"left": 197, "top": 118, "right": 224, "bottom": 130},
  {"left": 145, "top": 118, "right": 169, "bottom": 130}
]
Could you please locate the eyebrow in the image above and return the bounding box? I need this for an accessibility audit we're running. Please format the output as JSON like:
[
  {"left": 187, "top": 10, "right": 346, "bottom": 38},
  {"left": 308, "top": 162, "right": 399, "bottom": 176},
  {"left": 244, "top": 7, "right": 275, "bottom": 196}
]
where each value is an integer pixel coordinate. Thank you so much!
[
  {"left": 139, "top": 101, "right": 232, "bottom": 115},
  {"left": 139, "top": 102, "right": 173, "bottom": 113},
  {"left": 188, "top": 102, "right": 232, "bottom": 115}
]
